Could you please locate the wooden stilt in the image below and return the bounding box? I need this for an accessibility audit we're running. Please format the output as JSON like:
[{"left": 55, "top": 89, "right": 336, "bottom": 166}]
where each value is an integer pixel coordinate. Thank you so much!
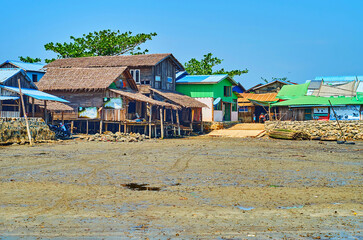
[
  {"left": 61, "top": 112, "right": 64, "bottom": 124},
  {"left": 86, "top": 120, "right": 89, "bottom": 135},
  {"left": 124, "top": 123, "right": 127, "bottom": 133},
  {"left": 31, "top": 97, "right": 35, "bottom": 117},
  {"left": 119, "top": 122, "right": 121, "bottom": 133},
  {"left": 144, "top": 125, "right": 147, "bottom": 135},
  {"left": 105, "top": 122, "right": 108, "bottom": 132},
  {"left": 171, "top": 109, "right": 176, "bottom": 136},
  {"left": 190, "top": 108, "right": 195, "bottom": 131},
  {"left": 154, "top": 125, "right": 157, "bottom": 139},
  {"left": 160, "top": 108, "right": 164, "bottom": 139},
  {"left": 71, "top": 120, "right": 74, "bottom": 134},
  {"left": 200, "top": 110, "right": 203, "bottom": 133},
  {"left": 44, "top": 100, "right": 48, "bottom": 124},
  {"left": 18, "top": 79, "right": 33, "bottom": 146},
  {"left": 176, "top": 110, "right": 181, "bottom": 136},
  {"left": 100, "top": 120, "right": 103, "bottom": 134},
  {"left": 149, "top": 104, "right": 152, "bottom": 138}
]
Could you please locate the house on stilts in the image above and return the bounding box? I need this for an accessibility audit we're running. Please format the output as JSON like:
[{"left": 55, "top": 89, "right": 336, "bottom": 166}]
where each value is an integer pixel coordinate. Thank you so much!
[{"left": 38, "top": 54, "right": 206, "bottom": 137}]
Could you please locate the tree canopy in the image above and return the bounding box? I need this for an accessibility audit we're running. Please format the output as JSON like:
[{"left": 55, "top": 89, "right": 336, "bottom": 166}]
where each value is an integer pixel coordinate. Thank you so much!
[
  {"left": 44, "top": 30, "right": 157, "bottom": 59},
  {"left": 20, "top": 30, "right": 157, "bottom": 63},
  {"left": 184, "top": 53, "right": 248, "bottom": 78},
  {"left": 18, "top": 56, "right": 41, "bottom": 63}
]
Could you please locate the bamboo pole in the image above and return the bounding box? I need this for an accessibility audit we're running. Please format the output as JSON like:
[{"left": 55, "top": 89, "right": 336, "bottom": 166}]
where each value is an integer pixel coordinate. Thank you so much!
[
  {"left": 160, "top": 108, "right": 164, "bottom": 139},
  {"left": 44, "top": 100, "right": 48, "bottom": 124},
  {"left": 100, "top": 120, "right": 103, "bottom": 134},
  {"left": 18, "top": 79, "right": 33, "bottom": 146},
  {"left": 119, "top": 122, "right": 121, "bottom": 133},
  {"left": 86, "top": 120, "right": 89, "bottom": 135}
]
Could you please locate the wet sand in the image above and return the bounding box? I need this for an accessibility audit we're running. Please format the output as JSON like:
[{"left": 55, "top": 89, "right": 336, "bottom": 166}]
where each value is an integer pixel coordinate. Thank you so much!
[{"left": 0, "top": 137, "right": 362, "bottom": 239}]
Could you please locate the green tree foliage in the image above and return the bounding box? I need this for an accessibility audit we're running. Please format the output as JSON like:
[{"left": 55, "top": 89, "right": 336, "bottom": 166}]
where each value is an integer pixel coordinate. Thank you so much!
[
  {"left": 18, "top": 56, "right": 41, "bottom": 63},
  {"left": 44, "top": 30, "right": 157, "bottom": 59},
  {"left": 184, "top": 53, "right": 248, "bottom": 77}
]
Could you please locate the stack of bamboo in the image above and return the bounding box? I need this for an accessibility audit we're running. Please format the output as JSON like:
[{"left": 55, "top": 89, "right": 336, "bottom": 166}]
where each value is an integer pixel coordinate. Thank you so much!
[{"left": 269, "top": 129, "right": 310, "bottom": 140}]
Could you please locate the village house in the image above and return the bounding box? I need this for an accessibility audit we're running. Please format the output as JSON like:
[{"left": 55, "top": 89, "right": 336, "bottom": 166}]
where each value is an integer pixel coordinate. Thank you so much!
[
  {"left": 0, "top": 60, "right": 46, "bottom": 83},
  {"left": 0, "top": 68, "right": 68, "bottom": 119},
  {"left": 245, "top": 79, "right": 295, "bottom": 94},
  {"left": 175, "top": 72, "right": 238, "bottom": 122},
  {"left": 38, "top": 54, "right": 206, "bottom": 136},
  {"left": 271, "top": 76, "right": 363, "bottom": 121}
]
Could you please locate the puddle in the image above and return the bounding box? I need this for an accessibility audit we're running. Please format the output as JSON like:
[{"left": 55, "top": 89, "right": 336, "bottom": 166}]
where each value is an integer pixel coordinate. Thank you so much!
[
  {"left": 122, "top": 183, "right": 161, "bottom": 191},
  {"left": 236, "top": 206, "right": 255, "bottom": 211},
  {"left": 277, "top": 205, "right": 304, "bottom": 209}
]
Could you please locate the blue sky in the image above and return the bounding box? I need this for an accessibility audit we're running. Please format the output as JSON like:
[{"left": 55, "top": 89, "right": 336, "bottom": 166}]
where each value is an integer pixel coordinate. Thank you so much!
[{"left": 0, "top": 0, "right": 362, "bottom": 88}]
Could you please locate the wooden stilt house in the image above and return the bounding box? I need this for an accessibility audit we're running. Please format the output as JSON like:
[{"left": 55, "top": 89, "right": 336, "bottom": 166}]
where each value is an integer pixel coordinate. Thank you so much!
[
  {"left": 0, "top": 68, "right": 68, "bottom": 120},
  {"left": 37, "top": 66, "right": 181, "bottom": 137}
]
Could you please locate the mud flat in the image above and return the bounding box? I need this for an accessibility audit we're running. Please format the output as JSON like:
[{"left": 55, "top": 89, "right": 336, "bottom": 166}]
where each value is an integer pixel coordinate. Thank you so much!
[{"left": 0, "top": 137, "right": 362, "bottom": 239}]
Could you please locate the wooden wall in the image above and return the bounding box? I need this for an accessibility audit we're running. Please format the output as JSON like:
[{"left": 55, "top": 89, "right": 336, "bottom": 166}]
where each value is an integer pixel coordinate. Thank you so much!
[{"left": 2, "top": 71, "right": 33, "bottom": 89}]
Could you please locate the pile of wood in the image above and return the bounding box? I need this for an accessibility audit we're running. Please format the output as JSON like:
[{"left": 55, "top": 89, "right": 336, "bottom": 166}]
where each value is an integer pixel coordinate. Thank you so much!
[{"left": 269, "top": 129, "right": 310, "bottom": 140}]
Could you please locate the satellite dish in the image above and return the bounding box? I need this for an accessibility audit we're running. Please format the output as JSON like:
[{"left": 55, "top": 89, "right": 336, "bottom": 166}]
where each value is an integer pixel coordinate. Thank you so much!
[{"left": 213, "top": 97, "right": 221, "bottom": 105}]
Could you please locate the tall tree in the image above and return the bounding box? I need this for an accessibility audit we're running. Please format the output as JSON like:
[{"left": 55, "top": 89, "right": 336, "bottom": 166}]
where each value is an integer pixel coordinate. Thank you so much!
[
  {"left": 44, "top": 30, "right": 157, "bottom": 60},
  {"left": 184, "top": 53, "right": 248, "bottom": 77},
  {"left": 18, "top": 56, "right": 42, "bottom": 63}
]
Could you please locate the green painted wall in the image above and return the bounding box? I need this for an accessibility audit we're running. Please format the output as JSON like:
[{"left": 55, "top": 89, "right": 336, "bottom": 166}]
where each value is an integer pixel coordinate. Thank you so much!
[{"left": 176, "top": 78, "right": 238, "bottom": 102}]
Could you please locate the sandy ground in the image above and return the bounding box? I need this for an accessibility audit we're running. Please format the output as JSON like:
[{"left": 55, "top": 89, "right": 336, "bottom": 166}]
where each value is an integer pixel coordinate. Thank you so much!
[{"left": 0, "top": 137, "right": 362, "bottom": 239}]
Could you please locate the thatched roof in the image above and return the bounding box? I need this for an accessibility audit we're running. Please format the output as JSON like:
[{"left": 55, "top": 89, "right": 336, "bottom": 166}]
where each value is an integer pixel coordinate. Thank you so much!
[
  {"left": 109, "top": 89, "right": 180, "bottom": 109},
  {"left": 150, "top": 88, "right": 208, "bottom": 108},
  {"left": 45, "top": 54, "right": 184, "bottom": 70},
  {"left": 34, "top": 99, "right": 74, "bottom": 112},
  {"left": 37, "top": 67, "right": 128, "bottom": 91}
]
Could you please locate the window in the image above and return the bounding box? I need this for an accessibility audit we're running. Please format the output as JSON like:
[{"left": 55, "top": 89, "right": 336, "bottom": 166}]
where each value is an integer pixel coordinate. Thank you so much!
[
  {"left": 32, "top": 74, "right": 38, "bottom": 82},
  {"left": 130, "top": 69, "right": 140, "bottom": 83},
  {"left": 155, "top": 76, "right": 161, "bottom": 81},
  {"left": 167, "top": 77, "right": 173, "bottom": 83},
  {"left": 214, "top": 101, "right": 222, "bottom": 110},
  {"left": 224, "top": 86, "right": 232, "bottom": 97}
]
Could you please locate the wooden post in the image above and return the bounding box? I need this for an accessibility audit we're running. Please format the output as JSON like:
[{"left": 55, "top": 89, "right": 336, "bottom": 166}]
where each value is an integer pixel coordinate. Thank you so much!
[
  {"left": 171, "top": 109, "right": 176, "bottom": 136},
  {"left": 190, "top": 108, "right": 195, "bottom": 131},
  {"left": 154, "top": 125, "right": 157, "bottom": 139},
  {"left": 86, "top": 120, "right": 89, "bottom": 135},
  {"left": 119, "top": 122, "right": 121, "bottom": 133},
  {"left": 71, "top": 120, "right": 74, "bottom": 134},
  {"left": 105, "top": 122, "right": 108, "bottom": 132},
  {"left": 61, "top": 112, "right": 64, "bottom": 124},
  {"left": 176, "top": 110, "right": 181, "bottom": 136},
  {"left": 44, "top": 100, "right": 47, "bottom": 124},
  {"left": 124, "top": 123, "right": 127, "bottom": 133},
  {"left": 149, "top": 104, "right": 152, "bottom": 138},
  {"left": 31, "top": 97, "right": 35, "bottom": 117},
  {"left": 160, "top": 108, "right": 164, "bottom": 139},
  {"left": 200, "top": 110, "right": 203, "bottom": 133},
  {"left": 100, "top": 120, "right": 103, "bottom": 134},
  {"left": 144, "top": 125, "right": 147, "bottom": 135},
  {"left": 18, "top": 79, "right": 33, "bottom": 146}
]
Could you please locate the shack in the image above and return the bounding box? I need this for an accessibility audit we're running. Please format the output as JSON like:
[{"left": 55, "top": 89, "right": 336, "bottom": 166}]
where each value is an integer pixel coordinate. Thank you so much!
[
  {"left": 176, "top": 73, "right": 238, "bottom": 122},
  {"left": 37, "top": 66, "right": 183, "bottom": 137},
  {"left": 0, "top": 68, "right": 69, "bottom": 119}
]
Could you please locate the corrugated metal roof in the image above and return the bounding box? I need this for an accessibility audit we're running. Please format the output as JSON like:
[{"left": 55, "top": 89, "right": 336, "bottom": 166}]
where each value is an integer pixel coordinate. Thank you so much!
[
  {"left": 0, "top": 86, "right": 69, "bottom": 103},
  {"left": 6, "top": 60, "right": 45, "bottom": 72},
  {"left": 277, "top": 82, "right": 310, "bottom": 100},
  {"left": 272, "top": 95, "right": 362, "bottom": 107},
  {"left": 240, "top": 93, "right": 278, "bottom": 102},
  {"left": 176, "top": 74, "right": 237, "bottom": 85},
  {"left": 0, "top": 96, "right": 19, "bottom": 101},
  {"left": 314, "top": 76, "right": 363, "bottom": 81},
  {"left": 0, "top": 68, "right": 21, "bottom": 83}
]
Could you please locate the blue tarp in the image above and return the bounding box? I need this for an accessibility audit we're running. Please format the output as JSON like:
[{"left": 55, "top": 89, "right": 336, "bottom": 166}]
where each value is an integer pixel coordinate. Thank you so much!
[{"left": 0, "top": 86, "right": 69, "bottom": 103}]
